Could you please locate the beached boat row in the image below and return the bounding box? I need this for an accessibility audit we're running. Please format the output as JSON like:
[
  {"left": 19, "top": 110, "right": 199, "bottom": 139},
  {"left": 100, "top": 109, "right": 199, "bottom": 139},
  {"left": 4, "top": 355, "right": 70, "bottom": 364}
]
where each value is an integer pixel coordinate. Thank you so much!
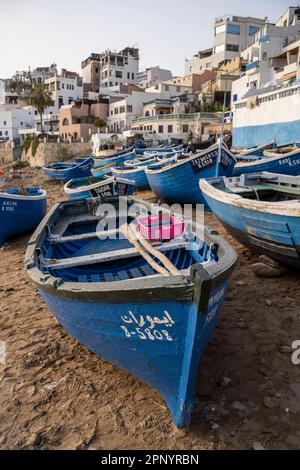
[{"left": 0, "top": 139, "right": 299, "bottom": 429}]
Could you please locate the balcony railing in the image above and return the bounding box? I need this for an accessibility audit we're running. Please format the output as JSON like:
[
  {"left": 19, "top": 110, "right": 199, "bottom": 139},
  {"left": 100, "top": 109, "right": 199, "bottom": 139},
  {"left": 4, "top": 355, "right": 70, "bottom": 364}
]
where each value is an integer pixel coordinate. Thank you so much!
[
  {"left": 246, "top": 60, "right": 260, "bottom": 71},
  {"left": 132, "top": 112, "right": 220, "bottom": 125}
]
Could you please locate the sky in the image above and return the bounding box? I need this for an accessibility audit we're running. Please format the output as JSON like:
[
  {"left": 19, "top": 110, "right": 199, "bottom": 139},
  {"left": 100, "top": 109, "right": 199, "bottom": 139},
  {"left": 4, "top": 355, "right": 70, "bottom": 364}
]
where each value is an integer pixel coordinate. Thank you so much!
[{"left": 0, "top": 0, "right": 295, "bottom": 78}]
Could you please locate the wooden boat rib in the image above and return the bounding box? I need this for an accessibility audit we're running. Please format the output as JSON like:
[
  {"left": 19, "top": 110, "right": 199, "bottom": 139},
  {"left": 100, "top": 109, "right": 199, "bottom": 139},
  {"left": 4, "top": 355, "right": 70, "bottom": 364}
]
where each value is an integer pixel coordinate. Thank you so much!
[{"left": 25, "top": 196, "right": 237, "bottom": 428}]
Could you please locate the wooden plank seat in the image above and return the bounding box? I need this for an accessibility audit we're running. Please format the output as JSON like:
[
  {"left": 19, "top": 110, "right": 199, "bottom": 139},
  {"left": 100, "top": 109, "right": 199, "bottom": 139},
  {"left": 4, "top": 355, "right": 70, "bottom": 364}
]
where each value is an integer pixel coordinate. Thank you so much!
[{"left": 43, "top": 240, "right": 188, "bottom": 270}]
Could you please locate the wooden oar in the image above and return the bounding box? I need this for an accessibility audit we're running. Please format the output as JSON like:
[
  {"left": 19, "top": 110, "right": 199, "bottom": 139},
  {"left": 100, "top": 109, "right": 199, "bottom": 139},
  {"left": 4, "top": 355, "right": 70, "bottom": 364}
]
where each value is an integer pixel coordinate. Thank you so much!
[
  {"left": 119, "top": 224, "right": 170, "bottom": 277},
  {"left": 120, "top": 223, "right": 182, "bottom": 277}
]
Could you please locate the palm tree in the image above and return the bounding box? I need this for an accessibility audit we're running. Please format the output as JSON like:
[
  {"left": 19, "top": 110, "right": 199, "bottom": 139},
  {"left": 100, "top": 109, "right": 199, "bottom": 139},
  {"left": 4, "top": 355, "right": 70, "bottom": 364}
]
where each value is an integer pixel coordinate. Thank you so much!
[
  {"left": 94, "top": 117, "right": 106, "bottom": 131},
  {"left": 27, "top": 85, "right": 53, "bottom": 134}
]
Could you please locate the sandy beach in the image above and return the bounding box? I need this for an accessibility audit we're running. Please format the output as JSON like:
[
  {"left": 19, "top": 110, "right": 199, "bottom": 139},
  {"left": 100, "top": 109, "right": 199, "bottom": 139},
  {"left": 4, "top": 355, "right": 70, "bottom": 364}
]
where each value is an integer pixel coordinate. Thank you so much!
[{"left": 0, "top": 167, "right": 299, "bottom": 450}]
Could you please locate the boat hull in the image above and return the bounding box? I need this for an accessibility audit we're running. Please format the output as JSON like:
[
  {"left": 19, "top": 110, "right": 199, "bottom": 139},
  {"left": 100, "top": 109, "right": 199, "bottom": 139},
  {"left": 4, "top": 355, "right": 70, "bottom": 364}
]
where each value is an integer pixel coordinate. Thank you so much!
[
  {"left": 112, "top": 167, "right": 149, "bottom": 189},
  {"left": 0, "top": 192, "right": 47, "bottom": 246},
  {"left": 38, "top": 279, "right": 229, "bottom": 428},
  {"left": 44, "top": 158, "right": 94, "bottom": 182},
  {"left": 25, "top": 197, "right": 237, "bottom": 428},
  {"left": 201, "top": 183, "right": 300, "bottom": 268},
  {"left": 233, "top": 151, "right": 300, "bottom": 176},
  {"left": 147, "top": 146, "right": 236, "bottom": 207}
]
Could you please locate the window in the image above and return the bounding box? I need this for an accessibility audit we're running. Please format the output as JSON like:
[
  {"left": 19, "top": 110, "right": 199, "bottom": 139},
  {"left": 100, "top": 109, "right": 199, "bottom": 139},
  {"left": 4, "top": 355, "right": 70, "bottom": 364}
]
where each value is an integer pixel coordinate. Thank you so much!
[
  {"left": 127, "top": 72, "right": 130, "bottom": 79},
  {"left": 183, "top": 125, "right": 189, "bottom": 133},
  {"left": 62, "top": 118, "right": 69, "bottom": 126},
  {"left": 95, "top": 68, "right": 99, "bottom": 74},
  {"left": 5, "top": 131, "right": 8, "bottom": 136},
  {"left": 167, "top": 125, "right": 173, "bottom": 133},
  {"left": 3, "top": 121, "right": 6, "bottom": 125},
  {"left": 62, "top": 84, "right": 64, "bottom": 89},
  {"left": 227, "top": 24, "right": 240, "bottom": 35},
  {"left": 127, "top": 105, "right": 133, "bottom": 113},
  {"left": 114, "top": 108, "right": 119, "bottom": 114},
  {"left": 249, "top": 25, "right": 260, "bottom": 36},
  {"left": 215, "top": 24, "right": 226, "bottom": 35},
  {"left": 215, "top": 44, "right": 225, "bottom": 54},
  {"left": 59, "top": 96, "right": 64, "bottom": 107},
  {"left": 176, "top": 86, "right": 181, "bottom": 92},
  {"left": 116, "top": 71, "right": 122, "bottom": 78},
  {"left": 233, "top": 94, "right": 238, "bottom": 102},
  {"left": 262, "top": 52, "right": 268, "bottom": 61},
  {"left": 68, "top": 97, "right": 73, "bottom": 104},
  {"left": 226, "top": 44, "right": 239, "bottom": 52},
  {"left": 20, "top": 121, "right": 24, "bottom": 126},
  {"left": 158, "top": 125, "right": 164, "bottom": 133},
  {"left": 165, "top": 85, "right": 169, "bottom": 91},
  {"left": 119, "top": 106, "right": 125, "bottom": 114},
  {"left": 132, "top": 73, "right": 134, "bottom": 79}
]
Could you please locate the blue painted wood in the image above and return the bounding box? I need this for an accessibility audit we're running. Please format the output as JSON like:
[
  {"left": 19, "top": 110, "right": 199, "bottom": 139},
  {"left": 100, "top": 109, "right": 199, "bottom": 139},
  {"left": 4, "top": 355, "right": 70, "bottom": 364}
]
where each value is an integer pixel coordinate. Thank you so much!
[
  {"left": 135, "top": 145, "right": 183, "bottom": 156},
  {"left": 146, "top": 144, "right": 236, "bottom": 206},
  {"left": 200, "top": 173, "right": 300, "bottom": 267},
  {"left": 112, "top": 166, "right": 149, "bottom": 189},
  {"left": 25, "top": 197, "right": 237, "bottom": 428},
  {"left": 0, "top": 187, "right": 47, "bottom": 247},
  {"left": 64, "top": 175, "right": 135, "bottom": 200},
  {"left": 39, "top": 281, "right": 228, "bottom": 428},
  {"left": 93, "top": 151, "right": 135, "bottom": 171},
  {"left": 43, "top": 157, "right": 94, "bottom": 182},
  {"left": 233, "top": 148, "right": 300, "bottom": 176}
]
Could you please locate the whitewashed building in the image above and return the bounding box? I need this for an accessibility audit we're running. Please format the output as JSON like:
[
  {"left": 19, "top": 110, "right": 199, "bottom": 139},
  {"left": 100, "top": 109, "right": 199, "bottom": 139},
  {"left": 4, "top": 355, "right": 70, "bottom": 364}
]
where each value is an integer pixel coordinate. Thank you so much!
[
  {"left": 232, "top": 6, "right": 300, "bottom": 147},
  {"left": 0, "top": 105, "right": 35, "bottom": 142},
  {"left": 135, "top": 66, "right": 173, "bottom": 88},
  {"left": 185, "top": 15, "right": 266, "bottom": 73},
  {"left": 99, "top": 47, "right": 139, "bottom": 94}
]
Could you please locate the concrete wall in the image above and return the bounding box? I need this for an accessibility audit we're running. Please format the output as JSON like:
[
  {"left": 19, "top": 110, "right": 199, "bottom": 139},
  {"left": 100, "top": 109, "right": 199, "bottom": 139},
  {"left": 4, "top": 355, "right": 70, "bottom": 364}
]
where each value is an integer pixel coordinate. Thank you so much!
[{"left": 22, "top": 141, "right": 92, "bottom": 167}]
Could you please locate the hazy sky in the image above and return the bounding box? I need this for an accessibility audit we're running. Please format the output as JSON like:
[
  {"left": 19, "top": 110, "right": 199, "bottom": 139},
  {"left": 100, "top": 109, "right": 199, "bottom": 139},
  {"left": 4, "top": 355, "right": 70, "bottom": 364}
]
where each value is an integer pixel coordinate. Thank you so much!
[{"left": 0, "top": 0, "right": 294, "bottom": 78}]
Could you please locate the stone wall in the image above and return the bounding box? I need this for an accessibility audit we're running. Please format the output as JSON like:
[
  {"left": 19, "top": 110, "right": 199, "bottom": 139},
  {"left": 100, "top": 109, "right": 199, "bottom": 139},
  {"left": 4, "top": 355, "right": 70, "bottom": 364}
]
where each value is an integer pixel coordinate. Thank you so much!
[
  {"left": 22, "top": 142, "right": 93, "bottom": 168},
  {"left": 0, "top": 147, "right": 14, "bottom": 165}
]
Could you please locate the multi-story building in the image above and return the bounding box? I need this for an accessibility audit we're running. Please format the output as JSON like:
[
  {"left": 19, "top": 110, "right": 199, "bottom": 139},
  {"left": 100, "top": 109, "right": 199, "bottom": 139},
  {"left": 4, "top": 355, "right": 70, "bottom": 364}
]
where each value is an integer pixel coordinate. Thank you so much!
[
  {"left": 231, "top": 6, "right": 300, "bottom": 147},
  {"left": 99, "top": 47, "right": 139, "bottom": 93},
  {"left": 0, "top": 105, "right": 35, "bottom": 142},
  {"left": 163, "top": 72, "right": 214, "bottom": 94},
  {"left": 185, "top": 15, "right": 266, "bottom": 72},
  {"left": 59, "top": 98, "right": 109, "bottom": 141},
  {"left": 81, "top": 53, "right": 101, "bottom": 95},
  {"left": 135, "top": 66, "right": 173, "bottom": 88},
  {"left": 212, "top": 15, "right": 266, "bottom": 68},
  {"left": 131, "top": 110, "right": 220, "bottom": 141},
  {"left": 44, "top": 69, "right": 83, "bottom": 114},
  {"left": 185, "top": 48, "right": 213, "bottom": 74}
]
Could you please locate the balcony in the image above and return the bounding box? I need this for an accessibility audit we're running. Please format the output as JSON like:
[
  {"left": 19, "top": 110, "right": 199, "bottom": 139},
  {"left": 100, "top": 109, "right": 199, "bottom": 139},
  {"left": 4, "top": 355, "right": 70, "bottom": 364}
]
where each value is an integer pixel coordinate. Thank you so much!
[
  {"left": 246, "top": 60, "right": 260, "bottom": 72},
  {"left": 132, "top": 113, "right": 221, "bottom": 125}
]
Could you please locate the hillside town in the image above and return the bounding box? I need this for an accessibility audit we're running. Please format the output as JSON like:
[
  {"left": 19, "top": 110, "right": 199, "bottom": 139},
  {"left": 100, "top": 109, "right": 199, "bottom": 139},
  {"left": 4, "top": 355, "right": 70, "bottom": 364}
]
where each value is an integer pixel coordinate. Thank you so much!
[{"left": 2, "top": 5, "right": 300, "bottom": 165}]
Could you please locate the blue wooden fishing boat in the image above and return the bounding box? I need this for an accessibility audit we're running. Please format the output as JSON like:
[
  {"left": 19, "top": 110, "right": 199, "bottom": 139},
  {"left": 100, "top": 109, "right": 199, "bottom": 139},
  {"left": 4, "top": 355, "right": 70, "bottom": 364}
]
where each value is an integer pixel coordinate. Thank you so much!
[
  {"left": 93, "top": 152, "right": 136, "bottom": 177},
  {"left": 64, "top": 175, "right": 135, "bottom": 200},
  {"left": 0, "top": 187, "right": 47, "bottom": 247},
  {"left": 93, "top": 150, "right": 135, "bottom": 170},
  {"left": 146, "top": 143, "right": 236, "bottom": 206},
  {"left": 43, "top": 157, "right": 94, "bottom": 182},
  {"left": 200, "top": 173, "right": 300, "bottom": 268},
  {"left": 233, "top": 146, "right": 300, "bottom": 176},
  {"left": 135, "top": 145, "right": 183, "bottom": 156},
  {"left": 25, "top": 196, "right": 237, "bottom": 428},
  {"left": 237, "top": 139, "right": 277, "bottom": 158},
  {"left": 112, "top": 165, "right": 149, "bottom": 189}
]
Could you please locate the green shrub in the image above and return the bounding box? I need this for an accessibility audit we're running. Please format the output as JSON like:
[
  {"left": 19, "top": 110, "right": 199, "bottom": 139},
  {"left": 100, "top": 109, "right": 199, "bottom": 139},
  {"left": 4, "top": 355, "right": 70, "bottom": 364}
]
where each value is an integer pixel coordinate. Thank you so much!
[
  {"left": 23, "top": 137, "right": 33, "bottom": 154},
  {"left": 31, "top": 138, "right": 39, "bottom": 157}
]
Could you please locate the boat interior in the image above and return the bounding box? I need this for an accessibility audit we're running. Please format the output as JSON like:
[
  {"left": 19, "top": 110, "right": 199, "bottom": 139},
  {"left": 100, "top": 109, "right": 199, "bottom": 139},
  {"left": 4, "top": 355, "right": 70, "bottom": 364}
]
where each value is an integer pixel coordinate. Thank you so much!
[
  {"left": 210, "top": 173, "right": 300, "bottom": 202},
  {"left": 36, "top": 200, "right": 218, "bottom": 283}
]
